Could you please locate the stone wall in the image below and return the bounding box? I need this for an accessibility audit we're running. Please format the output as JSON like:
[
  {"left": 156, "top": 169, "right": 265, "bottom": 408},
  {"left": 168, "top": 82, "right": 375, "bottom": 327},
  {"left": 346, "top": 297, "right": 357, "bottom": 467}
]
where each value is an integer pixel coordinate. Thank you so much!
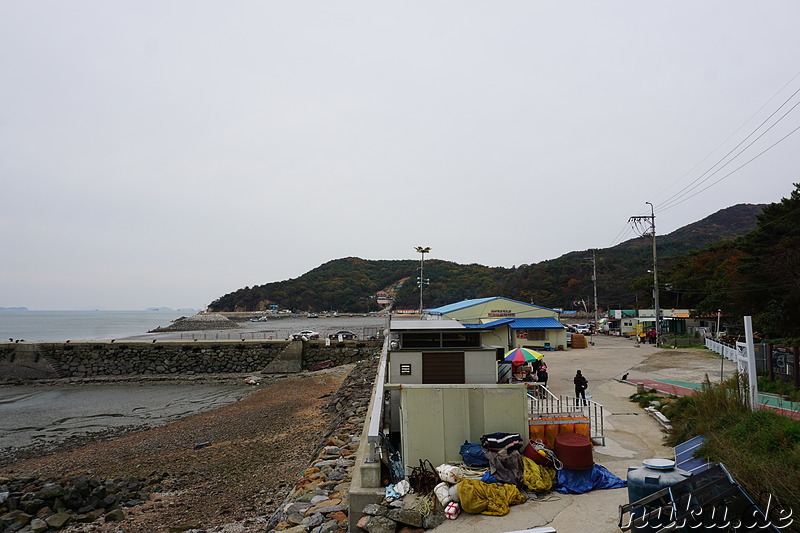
[{"left": 0, "top": 340, "right": 383, "bottom": 380}]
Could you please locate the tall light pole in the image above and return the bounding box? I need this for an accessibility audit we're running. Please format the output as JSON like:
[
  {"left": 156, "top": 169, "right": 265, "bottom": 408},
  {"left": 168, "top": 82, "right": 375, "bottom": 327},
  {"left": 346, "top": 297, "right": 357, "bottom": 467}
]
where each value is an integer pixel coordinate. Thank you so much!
[
  {"left": 629, "top": 203, "right": 659, "bottom": 345},
  {"left": 582, "top": 252, "right": 599, "bottom": 326},
  {"left": 415, "top": 246, "right": 431, "bottom": 316}
]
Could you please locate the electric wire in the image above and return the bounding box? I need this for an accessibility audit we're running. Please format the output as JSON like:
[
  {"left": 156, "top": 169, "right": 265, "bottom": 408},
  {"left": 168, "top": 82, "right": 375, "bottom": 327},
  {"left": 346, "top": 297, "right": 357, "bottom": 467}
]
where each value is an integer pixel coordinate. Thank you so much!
[
  {"left": 657, "top": 95, "right": 800, "bottom": 212},
  {"left": 658, "top": 123, "right": 800, "bottom": 214},
  {"left": 648, "top": 69, "right": 800, "bottom": 207},
  {"left": 654, "top": 79, "right": 800, "bottom": 210}
]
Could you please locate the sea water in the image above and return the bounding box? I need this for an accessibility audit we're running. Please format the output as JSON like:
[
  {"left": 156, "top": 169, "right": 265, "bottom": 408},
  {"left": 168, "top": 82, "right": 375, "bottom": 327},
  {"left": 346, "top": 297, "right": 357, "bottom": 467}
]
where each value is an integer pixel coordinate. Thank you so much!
[{"left": 0, "top": 309, "right": 194, "bottom": 342}]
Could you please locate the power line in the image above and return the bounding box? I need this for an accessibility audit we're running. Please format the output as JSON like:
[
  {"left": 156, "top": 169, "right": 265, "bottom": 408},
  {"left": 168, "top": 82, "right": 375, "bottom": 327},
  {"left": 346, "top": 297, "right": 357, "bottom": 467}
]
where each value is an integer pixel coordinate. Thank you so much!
[
  {"left": 649, "top": 69, "right": 800, "bottom": 207},
  {"left": 658, "top": 123, "right": 800, "bottom": 213},
  {"left": 656, "top": 89, "right": 800, "bottom": 212}
]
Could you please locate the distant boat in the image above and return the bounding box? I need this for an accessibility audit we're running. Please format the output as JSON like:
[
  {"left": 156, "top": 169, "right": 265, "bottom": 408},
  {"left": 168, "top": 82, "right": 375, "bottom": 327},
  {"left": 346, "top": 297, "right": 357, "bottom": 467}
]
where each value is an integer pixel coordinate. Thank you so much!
[{"left": 308, "top": 313, "right": 319, "bottom": 318}]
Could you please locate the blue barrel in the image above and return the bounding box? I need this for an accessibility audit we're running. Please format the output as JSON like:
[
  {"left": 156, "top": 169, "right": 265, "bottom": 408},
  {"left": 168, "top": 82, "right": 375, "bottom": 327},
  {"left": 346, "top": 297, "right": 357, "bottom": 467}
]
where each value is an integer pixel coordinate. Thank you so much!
[
  {"left": 627, "top": 458, "right": 691, "bottom": 504},
  {"left": 626, "top": 459, "right": 690, "bottom": 530}
]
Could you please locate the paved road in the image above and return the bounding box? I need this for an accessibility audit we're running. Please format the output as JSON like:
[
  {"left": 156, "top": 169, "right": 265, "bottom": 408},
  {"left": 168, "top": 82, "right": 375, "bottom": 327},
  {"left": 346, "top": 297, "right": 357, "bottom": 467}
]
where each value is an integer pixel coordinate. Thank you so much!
[{"left": 432, "top": 335, "right": 735, "bottom": 533}]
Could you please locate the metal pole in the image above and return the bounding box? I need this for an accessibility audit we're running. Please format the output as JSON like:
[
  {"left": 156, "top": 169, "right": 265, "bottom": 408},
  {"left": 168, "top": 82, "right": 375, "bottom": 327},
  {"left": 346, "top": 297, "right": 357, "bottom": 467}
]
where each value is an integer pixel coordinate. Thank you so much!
[
  {"left": 646, "top": 202, "right": 660, "bottom": 346},
  {"left": 419, "top": 252, "right": 424, "bottom": 314},
  {"left": 592, "top": 249, "right": 599, "bottom": 326},
  {"left": 716, "top": 309, "right": 721, "bottom": 339},
  {"left": 415, "top": 246, "right": 430, "bottom": 316}
]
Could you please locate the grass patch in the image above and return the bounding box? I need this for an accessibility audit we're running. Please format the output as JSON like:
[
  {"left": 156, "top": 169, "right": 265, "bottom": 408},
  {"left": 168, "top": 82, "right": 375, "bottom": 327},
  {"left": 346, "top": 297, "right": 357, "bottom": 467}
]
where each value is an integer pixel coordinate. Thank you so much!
[
  {"left": 629, "top": 388, "right": 678, "bottom": 411},
  {"left": 661, "top": 374, "right": 800, "bottom": 519},
  {"left": 757, "top": 376, "right": 800, "bottom": 403}
]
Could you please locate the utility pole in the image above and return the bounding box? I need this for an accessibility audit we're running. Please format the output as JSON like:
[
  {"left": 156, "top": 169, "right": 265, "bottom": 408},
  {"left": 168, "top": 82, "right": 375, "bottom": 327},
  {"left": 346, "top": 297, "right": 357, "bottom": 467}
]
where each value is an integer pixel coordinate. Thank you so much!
[
  {"left": 629, "top": 203, "right": 660, "bottom": 345},
  {"left": 583, "top": 251, "right": 599, "bottom": 325},
  {"left": 414, "top": 246, "right": 431, "bottom": 316}
]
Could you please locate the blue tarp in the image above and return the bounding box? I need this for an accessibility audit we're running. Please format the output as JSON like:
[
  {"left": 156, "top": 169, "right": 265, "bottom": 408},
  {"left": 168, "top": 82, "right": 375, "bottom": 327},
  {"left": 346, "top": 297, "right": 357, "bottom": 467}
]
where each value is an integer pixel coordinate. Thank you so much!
[{"left": 555, "top": 464, "right": 627, "bottom": 494}]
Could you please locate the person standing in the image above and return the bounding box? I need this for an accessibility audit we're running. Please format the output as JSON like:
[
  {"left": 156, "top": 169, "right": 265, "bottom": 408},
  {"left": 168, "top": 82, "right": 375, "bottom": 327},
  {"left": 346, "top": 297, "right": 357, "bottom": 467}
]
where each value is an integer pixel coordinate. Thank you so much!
[
  {"left": 574, "top": 369, "right": 588, "bottom": 405},
  {"left": 537, "top": 365, "right": 549, "bottom": 388}
]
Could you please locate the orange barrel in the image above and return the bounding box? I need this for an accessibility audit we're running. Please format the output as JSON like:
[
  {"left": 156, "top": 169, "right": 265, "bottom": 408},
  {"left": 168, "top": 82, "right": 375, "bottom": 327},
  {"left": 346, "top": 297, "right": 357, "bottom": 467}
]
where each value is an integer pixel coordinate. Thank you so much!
[{"left": 554, "top": 432, "right": 593, "bottom": 470}]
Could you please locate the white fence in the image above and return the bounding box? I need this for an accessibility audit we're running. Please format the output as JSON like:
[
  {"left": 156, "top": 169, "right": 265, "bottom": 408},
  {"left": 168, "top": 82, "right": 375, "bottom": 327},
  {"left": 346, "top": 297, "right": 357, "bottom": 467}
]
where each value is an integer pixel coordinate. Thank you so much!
[{"left": 705, "top": 337, "right": 738, "bottom": 361}]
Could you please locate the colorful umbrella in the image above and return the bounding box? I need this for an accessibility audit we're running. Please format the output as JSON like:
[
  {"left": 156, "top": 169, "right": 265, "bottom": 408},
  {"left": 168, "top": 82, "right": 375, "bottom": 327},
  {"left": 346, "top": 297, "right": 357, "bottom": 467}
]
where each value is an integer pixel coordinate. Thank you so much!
[{"left": 503, "top": 347, "right": 544, "bottom": 364}]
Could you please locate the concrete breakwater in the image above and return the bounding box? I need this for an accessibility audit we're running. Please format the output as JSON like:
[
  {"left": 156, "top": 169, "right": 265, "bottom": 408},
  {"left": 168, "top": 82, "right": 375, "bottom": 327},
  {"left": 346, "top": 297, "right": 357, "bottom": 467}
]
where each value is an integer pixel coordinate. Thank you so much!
[{"left": 0, "top": 340, "right": 382, "bottom": 380}]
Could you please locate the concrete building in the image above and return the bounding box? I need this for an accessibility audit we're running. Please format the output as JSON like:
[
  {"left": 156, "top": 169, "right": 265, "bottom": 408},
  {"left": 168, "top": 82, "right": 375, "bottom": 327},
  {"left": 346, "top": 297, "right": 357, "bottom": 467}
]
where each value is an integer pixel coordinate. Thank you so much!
[
  {"left": 426, "top": 297, "right": 567, "bottom": 351},
  {"left": 384, "top": 319, "right": 528, "bottom": 480}
]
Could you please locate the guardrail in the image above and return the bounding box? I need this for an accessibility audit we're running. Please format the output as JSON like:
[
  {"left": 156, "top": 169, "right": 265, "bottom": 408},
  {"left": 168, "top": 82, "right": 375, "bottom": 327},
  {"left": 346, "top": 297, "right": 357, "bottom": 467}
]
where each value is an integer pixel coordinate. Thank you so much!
[
  {"left": 527, "top": 384, "right": 605, "bottom": 446},
  {"left": 365, "top": 335, "right": 389, "bottom": 463}
]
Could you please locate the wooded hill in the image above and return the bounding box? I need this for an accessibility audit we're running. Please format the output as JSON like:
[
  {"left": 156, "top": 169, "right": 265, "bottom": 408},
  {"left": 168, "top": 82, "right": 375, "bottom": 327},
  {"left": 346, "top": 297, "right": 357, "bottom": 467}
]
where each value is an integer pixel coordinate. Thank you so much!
[{"left": 209, "top": 203, "right": 764, "bottom": 316}]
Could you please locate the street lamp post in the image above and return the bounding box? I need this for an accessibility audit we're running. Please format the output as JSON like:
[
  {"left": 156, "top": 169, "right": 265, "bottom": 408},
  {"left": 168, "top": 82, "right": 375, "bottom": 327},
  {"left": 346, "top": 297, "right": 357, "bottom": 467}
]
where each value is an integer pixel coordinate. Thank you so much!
[{"left": 415, "top": 246, "right": 431, "bottom": 315}]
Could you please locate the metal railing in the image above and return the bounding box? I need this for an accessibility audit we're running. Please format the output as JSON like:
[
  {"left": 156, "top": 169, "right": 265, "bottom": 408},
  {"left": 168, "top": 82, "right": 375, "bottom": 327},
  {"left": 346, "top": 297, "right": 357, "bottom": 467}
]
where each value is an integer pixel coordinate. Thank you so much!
[{"left": 527, "top": 384, "right": 606, "bottom": 446}]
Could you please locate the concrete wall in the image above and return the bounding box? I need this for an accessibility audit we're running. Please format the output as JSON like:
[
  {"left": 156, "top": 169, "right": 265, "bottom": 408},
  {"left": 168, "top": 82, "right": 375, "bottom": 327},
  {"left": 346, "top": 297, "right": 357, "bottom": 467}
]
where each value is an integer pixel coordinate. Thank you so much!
[
  {"left": 387, "top": 349, "right": 499, "bottom": 384},
  {"left": 512, "top": 328, "right": 568, "bottom": 350},
  {"left": 394, "top": 384, "right": 529, "bottom": 469},
  {"left": 0, "top": 340, "right": 382, "bottom": 380}
]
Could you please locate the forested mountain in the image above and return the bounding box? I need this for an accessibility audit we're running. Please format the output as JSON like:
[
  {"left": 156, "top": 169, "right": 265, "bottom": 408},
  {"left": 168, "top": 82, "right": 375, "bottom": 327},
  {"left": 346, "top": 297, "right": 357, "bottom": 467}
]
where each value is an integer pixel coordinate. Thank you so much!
[
  {"left": 209, "top": 203, "right": 764, "bottom": 316},
  {"left": 663, "top": 185, "right": 800, "bottom": 338}
]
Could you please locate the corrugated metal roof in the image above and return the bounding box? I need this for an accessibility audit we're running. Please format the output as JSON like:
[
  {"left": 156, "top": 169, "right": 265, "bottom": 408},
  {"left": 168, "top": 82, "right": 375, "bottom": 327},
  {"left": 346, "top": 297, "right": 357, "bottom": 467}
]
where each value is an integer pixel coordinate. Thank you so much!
[
  {"left": 389, "top": 319, "right": 466, "bottom": 331},
  {"left": 505, "top": 318, "right": 565, "bottom": 330},
  {"left": 471, "top": 317, "right": 564, "bottom": 330},
  {"left": 426, "top": 296, "right": 557, "bottom": 316},
  {"left": 425, "top": 297, "right": 497, "bottom": 315},
  {"left": 464, "top": 318, "right": 515, "bottom": 329}
]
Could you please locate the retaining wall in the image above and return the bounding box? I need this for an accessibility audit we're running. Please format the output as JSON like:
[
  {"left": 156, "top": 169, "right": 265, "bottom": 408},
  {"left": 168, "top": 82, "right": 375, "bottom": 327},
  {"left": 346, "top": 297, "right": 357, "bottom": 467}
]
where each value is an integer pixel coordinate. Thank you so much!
[{"left": 0, "top": 340, "right": 382, "bottom": 380}]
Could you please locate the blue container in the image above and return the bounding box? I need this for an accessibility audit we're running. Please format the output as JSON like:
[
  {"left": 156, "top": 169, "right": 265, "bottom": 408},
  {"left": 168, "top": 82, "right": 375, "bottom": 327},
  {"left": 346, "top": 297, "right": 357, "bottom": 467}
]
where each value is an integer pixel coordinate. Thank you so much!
[{"left": 627, "top": 459, "right": 691, "bottom": 515}]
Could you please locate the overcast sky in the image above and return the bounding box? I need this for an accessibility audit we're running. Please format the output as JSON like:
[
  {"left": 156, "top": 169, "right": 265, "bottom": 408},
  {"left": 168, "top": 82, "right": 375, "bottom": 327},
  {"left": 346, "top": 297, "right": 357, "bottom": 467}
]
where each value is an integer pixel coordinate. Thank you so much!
[{"left": 1, "top": 2, "right": 798, "bottom": 310}]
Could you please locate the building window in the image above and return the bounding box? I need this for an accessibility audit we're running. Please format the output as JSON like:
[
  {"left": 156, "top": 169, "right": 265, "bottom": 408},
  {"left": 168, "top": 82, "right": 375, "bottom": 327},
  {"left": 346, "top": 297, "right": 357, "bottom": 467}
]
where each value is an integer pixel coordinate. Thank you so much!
[
  {"left": 400, "top": 364, "right": 412, "bottom": 375},
  {"left": 399, "top": 331, "right": 481, "bottom": 349},
  {"left": 401, "top": 332, "right": 441, "bottom": 348},
  {"left": 526, "top": 330, "right": 546, "bottom": 341}
]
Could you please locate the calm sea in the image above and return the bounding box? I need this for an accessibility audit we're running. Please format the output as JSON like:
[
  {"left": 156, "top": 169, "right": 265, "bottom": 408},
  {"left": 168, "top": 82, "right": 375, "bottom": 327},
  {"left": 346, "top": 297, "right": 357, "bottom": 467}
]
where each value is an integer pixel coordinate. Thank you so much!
[{"left": 0, "top": 309, "right": 195, "bottom": 342}]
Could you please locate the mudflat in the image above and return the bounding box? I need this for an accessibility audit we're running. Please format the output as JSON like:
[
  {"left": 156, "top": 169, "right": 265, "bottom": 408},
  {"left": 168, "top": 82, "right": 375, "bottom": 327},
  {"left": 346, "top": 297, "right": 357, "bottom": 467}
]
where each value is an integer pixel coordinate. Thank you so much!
[{"left": 0, "top": 366, "right": 354, "bottom": 532}]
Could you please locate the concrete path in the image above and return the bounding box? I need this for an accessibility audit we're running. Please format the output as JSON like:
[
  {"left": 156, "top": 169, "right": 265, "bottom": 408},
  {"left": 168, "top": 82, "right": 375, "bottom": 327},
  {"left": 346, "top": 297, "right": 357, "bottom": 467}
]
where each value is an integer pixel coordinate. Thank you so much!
[{"left": 432, "top": 335, "right": 736, "bottom": 533}]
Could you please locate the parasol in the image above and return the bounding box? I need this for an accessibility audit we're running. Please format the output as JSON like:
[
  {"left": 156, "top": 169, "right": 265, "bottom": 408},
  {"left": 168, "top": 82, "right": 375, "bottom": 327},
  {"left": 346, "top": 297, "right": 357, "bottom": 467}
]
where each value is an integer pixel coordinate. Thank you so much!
[{"left": 503, "top": 347, "right": 544, "bottom": 364}]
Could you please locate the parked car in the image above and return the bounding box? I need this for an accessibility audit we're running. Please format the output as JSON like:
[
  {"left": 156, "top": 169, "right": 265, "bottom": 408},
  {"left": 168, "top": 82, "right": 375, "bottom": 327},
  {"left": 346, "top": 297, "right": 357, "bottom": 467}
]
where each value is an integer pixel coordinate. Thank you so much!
[
  {"left": 576, "top": 324, "right": 592, "bottom": 334},
  {"left": 328, "top": 330, "right": 358, "bottom": 340},
  {"left": 291, "top": 330, "right": 320, "bottom": 340}
]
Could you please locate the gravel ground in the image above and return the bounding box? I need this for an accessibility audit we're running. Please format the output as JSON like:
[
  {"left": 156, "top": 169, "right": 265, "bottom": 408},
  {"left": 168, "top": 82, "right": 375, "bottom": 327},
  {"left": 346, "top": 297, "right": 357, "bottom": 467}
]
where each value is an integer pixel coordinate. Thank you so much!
[{"left": 0, "top": 365, "right": 356, "bottom": 532}]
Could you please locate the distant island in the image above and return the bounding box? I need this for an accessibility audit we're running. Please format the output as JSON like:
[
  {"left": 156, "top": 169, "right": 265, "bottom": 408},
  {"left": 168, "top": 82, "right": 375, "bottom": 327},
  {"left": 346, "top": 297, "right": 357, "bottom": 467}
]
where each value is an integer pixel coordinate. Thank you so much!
[{"left": 0, "top": 307, "right": 28, "bottom": 311}]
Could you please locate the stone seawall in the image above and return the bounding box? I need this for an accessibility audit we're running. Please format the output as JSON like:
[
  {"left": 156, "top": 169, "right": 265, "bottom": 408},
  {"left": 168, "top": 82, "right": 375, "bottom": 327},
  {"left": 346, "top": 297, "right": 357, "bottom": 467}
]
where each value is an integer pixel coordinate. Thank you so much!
[{"left": 0, "top": 340, "right": 382, "bottom": 380}]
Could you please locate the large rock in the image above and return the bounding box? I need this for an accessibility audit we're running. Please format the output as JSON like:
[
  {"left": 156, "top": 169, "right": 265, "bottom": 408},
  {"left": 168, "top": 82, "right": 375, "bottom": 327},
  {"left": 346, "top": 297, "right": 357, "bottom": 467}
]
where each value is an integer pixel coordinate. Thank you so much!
[
  {"left": 45, "top": 512, "right": 72, "bottom": 528},
  {"left": 364, "top": 515, "right": 397, "bottom": 533},
  {"left": 387, "top": 508, "right": 423, "bottom": 527}
]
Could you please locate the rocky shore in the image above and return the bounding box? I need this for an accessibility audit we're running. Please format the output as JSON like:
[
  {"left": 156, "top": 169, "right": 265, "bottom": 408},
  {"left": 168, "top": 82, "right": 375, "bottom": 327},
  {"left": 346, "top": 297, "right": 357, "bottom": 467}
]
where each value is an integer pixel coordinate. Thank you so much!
[{"left": 1, "top": 357, "right": 380, "bottom": 533}]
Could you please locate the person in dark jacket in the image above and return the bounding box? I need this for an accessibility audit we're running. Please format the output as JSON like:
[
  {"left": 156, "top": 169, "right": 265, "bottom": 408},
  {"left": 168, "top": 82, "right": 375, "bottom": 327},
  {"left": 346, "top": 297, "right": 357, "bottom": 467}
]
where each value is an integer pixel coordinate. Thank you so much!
[
  {"left": 537, "top": 365, "right": 549, "bottom": 387},
  {"left": 574, "top": 369, "right": 588, "bottom": 405}
]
